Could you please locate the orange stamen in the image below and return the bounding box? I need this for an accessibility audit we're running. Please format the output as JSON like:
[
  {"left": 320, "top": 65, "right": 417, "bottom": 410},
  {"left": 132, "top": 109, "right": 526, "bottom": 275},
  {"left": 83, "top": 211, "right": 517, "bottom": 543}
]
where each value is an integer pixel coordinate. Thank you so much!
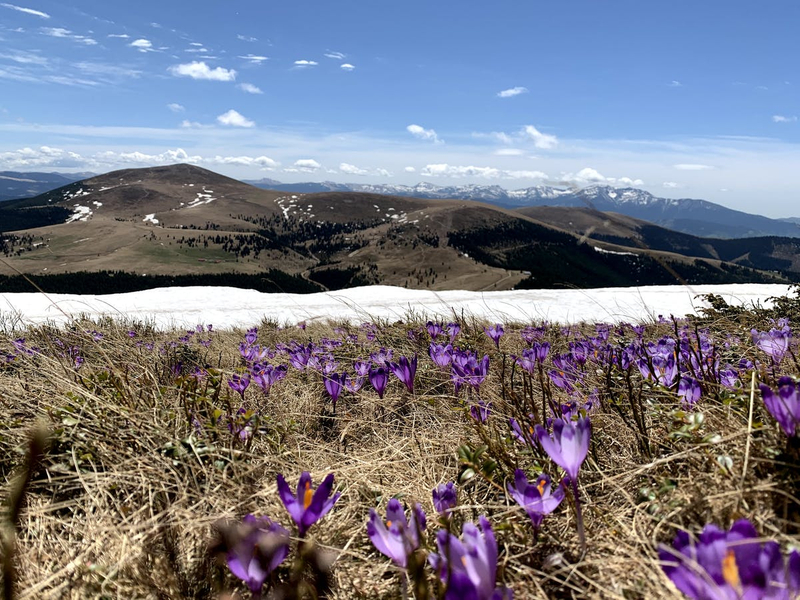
[
  {"left": 303, "top": 481, "right": 313, "bottom": 510},
  {"left": 537, "top": 479, "right": 546, "bottom": 495},
  {"left": 722, "top": 549, "right": 740, "bottom": 589}
]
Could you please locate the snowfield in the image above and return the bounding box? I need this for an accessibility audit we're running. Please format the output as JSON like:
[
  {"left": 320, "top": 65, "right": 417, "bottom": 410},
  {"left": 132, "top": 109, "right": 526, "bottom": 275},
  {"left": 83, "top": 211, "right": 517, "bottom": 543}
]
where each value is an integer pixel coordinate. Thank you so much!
[{"left": 0, "top": 283, "right": 792, "bottom": 330}]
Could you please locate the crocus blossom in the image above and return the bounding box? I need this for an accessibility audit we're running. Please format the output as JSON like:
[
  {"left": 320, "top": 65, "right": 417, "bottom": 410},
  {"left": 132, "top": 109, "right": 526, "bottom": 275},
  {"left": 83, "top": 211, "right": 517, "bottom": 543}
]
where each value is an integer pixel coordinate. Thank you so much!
[
  {"left": 369, "top": 366, "right": 389, "bottom": 399},
  {"left": 759, "top": 376, "right": 800, "bottom": 437},
  {"left": 389, "top": 354, "right": 417, "bottom": 393},
  {"left": 432, "top": 482, "right": 457, "bottom": 516},
  {"left": 366, "top": 499, "right": 426, "bottom": 568},
  {"left": 428, "top": 516, "right": 512, "bottom": 600},
  {"left": 751, "top": 326, "right": 791, "bottom": 364},
  {"left": 534, "top": 417, "right": 591, "bottom": 480},
  {"left": 506, "top": 470, "right": 565, "bottom": 530},
  {"left": 484, "top": 324, "right": 505, "bottom": 349},
  {"left": 225, "top": 514, "right": 290, "bottom": 594},
  {"left": 276, "top": 471, "right": 341, "bottom": 536},
  {"left": 659, "top": 519, "right": 800, "bottom": 600}
]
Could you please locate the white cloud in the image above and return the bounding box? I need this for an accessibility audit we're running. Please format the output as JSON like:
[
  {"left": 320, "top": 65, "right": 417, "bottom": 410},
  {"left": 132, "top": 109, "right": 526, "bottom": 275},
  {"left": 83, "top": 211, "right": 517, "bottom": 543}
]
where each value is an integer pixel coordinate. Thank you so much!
[
  {"left": 168, "top": 61, "right": 236, "bottom": 81},
  {"left": 1, "top": 3, "right": 49, "bottom": 18},
  {"left": 0, "top": 145, "right": 83, "bottom": 168},
  {"left": 0, "top": 50, "right": 47, "bottom": 65},
  {"left": 668, "top": 80, "right": 682, "bottom": 87},
  {"left": 339, "top": 162, "right": 368, "bottom": 175},
  {"left": 130, "top": 38, "right": 153, "bottom": 52},
  {"left": 497, "top": 86, "right": 528, "bottom": 98},
  {"left": 216, "top": 109, "right": 255, "bottom": 128},
  {"left": 404, "top": 166, "right": 416, "bottom": 173},
  {"left": 662, "top": 181, "right": 680, "bottom": 188},
  {"left": 421, "top": 163, "right": 547, "bottom": 180},
  {"left": 107, "top": 33, "right": 129, "bottom": 39},
  {"left": 340, "top": 63, "right": 355, "bottom": 71},
  {"left": 94, "top": 148, "right": 202, "bottom": 165},
  {"left": 210, "top": 155, "right": 278, "bottom": 169},
  {"left": 674, "top": 163, "right": 713, "bottom": 171},
  {"left": 523, "top": 125, "right": 558, "bottom": 149},
  {"left": 293, "top": 59, "right": 318, "bottom": 67},
  {"left": 407, "top": 124, "right": 442, "bottom": 144},
  {"left": 324, "top": 51, "right": 345, "bottom": 60},
  {"left": 179, "top": 120, "right": 204, "bottom": 128},
  {"left": 167, "top": 103, "right": 185, "bottom": 113},
  {"left": 238, "top": 82, "right": 262, "bottom": 94},
  {"left": 772, "top": 115, "right": 798, "bottom": 123},
  {"left": 494, "top": 148, "right": 524, "bottom": 156},
  {"left": 376, "top": 168, "right": 392, "bottom": 178},
  {"left": 560, "top": 167, "right": 642, "bottom": 186},
  {"left": 237, "top": 34, "right": 257, "bottom": 42},
  {"left": 238, "top": 54, "right": 268, "bottom": 64},
  {"left": 293, "top": 159, "right": 321, "bottom": 172},
  {"left": 41, "top": 27, "right": 97, "bottom": 45}
]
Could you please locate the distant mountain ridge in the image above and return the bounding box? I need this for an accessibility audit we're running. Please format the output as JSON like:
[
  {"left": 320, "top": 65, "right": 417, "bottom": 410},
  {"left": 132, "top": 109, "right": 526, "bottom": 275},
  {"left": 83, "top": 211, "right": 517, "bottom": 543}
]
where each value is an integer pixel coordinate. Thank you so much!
[
  {"left": 244, "top": 179, "right": 800, "bottom": 239},
  {"left": 0, "top": 171, "right": 92, "bottom": 202}
]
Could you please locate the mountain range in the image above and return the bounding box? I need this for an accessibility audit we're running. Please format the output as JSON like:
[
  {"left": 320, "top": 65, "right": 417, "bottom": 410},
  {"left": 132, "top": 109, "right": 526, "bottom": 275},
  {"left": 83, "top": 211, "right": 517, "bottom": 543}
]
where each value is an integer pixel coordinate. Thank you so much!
[
  {"left": 244, "top": 179, "right": 800, "bottom": 239},
  {"left": 0, "top": 164, "right": 795, "bottom": 294},
  {"left": 0, "top": 171, "right": 92, "bottom": 202}
]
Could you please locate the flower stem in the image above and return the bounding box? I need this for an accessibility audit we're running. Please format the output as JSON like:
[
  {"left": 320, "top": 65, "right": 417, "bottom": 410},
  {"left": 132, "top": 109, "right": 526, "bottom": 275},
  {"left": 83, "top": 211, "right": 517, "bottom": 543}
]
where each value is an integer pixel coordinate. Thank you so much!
[{"left": 571, "top": 476, "right": 586, "bottom": 554}]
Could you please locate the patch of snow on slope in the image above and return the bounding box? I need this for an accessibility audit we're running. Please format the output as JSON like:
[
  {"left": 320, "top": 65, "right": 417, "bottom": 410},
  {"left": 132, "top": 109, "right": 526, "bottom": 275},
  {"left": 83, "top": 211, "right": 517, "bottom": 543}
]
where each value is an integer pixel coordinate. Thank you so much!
[
  {"left": 594, "top": 246, "right": 636, "bottom": 257},
  {"left": 143, "top": 214, "right": 159, "bottom": 225},
  {"left": 186, "top": 187, "right": 216, "bottom": 208},
  {"left": 65, "top": 205, "right": 92, "bottom": 223}
]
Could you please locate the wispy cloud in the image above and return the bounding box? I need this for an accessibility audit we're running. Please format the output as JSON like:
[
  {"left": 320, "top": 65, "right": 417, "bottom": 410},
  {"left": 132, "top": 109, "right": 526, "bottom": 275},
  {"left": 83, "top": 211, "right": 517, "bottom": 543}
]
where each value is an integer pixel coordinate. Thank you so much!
[
  {"left": 340, "top": 63, "right": 355, "bottom": 71},
  {"left": 523, "top": 125, "right": 558, "bottom": 149},
  {"left": 668, "top": 80, "right": 682, "bottom": 87},
  {"left": 217, "top": 109, "right": 254, "bottom": 128},
  {"left": 293, "top": 59, "right": 318, "bottom": 67},
  {"left": 167, "top": 103, "right": 185, "bottom": 113},
  {"left": 407, "top": 124, "right": 442, "bottom": 144},
  {"left": 292, "top": 159, "right": 321, "bottom": 172},
  {"left": 773, "top": 115, "right": 798, "bottom": 123},
  {"left": 324, "top": 51, "right": 345, "bottom": 60},
  {"left": 560, "top": 167, "right": 642, "bottom": 186},
  {"left": 209, "top": 154, "right": 278, "bottom": 169},
  {"left": 494, "top": 148, "right": 524, "bottom": 156},
  {"left": 674, "top": 163, "right": 713, "bottom": 171},
  {"left": 107, "top": 33, "right": 129, "bottom": 39},
  {"left": 0, "top": 50, "right": 47, "bottom": 65},
  {"left": 73, "top": 62, "right": 143, "bottom": 82},
  {"left": 237, "top": 34, "right": 257, "bottom": 42},
  {"left": 404, "top": 166, "right": 416, "bottom": 173},
  {"left": 41, "top": 27, "right": 97, "bottom": 45},
  {"left": 1, "top": 3, "right": 49, "bottom": 18},
  {"left": 168, "top": 61, "right": 236, "bottom": 81},
  {"left": 237, "top": 82, "right": 262, "bottom": 94},
  {"left": 129, "top": 38, "right": 153, "bottom": 52},
  {"left": 662, "top": 181, "right": 680, "bottom": 188},
  {"left": 339, "top": 162, "right": 368, "bottom": 175},
  {"left": 497, "top": 86, "right": 528, "bottom": 98},
  {"left": 238, "top": 54, "right": 268, "bottom": 64},
  {"left": 421, "top": 163, "right": 548, "bottom": 180}
]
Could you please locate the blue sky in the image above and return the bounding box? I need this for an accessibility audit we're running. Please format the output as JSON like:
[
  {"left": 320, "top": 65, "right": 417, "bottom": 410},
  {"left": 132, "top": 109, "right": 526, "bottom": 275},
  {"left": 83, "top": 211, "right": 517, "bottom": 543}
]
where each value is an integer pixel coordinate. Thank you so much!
[{"left": 0, "top": 0, "right": 798, "bottom": 216}]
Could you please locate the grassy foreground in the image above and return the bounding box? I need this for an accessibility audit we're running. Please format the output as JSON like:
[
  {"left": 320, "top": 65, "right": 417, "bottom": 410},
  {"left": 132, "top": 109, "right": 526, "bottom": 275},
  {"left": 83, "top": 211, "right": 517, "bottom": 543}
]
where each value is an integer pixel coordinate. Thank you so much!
[{"left": 0, "top": 292, "right": 799, "bottom": 599}]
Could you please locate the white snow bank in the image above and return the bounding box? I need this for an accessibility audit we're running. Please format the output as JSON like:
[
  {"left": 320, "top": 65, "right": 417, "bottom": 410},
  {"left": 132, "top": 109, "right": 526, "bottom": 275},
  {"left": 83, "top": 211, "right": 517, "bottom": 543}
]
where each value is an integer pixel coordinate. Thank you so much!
[{"left": 0, "top": 284, "right": 792, "bottom": 330}]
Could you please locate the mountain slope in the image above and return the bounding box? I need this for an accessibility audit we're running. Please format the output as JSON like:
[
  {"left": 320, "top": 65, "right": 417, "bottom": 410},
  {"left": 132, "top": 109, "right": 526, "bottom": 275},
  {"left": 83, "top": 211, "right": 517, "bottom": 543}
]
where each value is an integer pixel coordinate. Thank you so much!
[
  {"left": 0, "top": 164, "right": 787, "bottom": 291},
  {"left": 0, "top": 171, "right": 90, "bottom": 202},
  {"left": 245, "top": 179, "right": 800, "bottom": 239}
]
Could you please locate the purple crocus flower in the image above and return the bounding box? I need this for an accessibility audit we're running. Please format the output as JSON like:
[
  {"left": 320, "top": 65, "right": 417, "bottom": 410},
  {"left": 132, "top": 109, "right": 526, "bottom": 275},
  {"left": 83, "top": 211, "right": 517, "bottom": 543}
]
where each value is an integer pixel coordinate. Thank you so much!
[
  {"left": 276, "top": 471, "right": 341, "bottom": 537},
  {"left": 432, "top": 482, "right": 457, "bottom": 517},
  {"left": 677, "top": 376, "right": 702, "bottom": 407},
  {"left": 251, "top": 364, "right": 287, "bottom": 395},
  {"left": 366, "top": 499, "right": 427, "bottom": 568},
  {"left": 451, "top": 350, "right": 490, "bottom": 391},
  {"left": 446, "top": 322, "right": 461, "bottom": 343},
  {"left": 245, "top": 327, "right": 258, "bottom": 346},
  {"left": 535, "top": 416, "right": 591, "bottom": 550},
  {"left": 470, "top": 401, "right": 492, "bottom": 423},
  {"left": 759, "top": 376, "right": 800, "bottom": 437},
  {"left": 353, "top": 360, "right": 370, "bottom": 377},
  {"left": 323, "top": 372, "right": 347, "bottom": 410},
  {"left": 751, "top": 327, "right": 791, "bottom": 364},
  {"left": 532, "top": 341, "right": 550, "bottom": 363},
  {"left": 484, "top": 324, "right": 505, "bottom": 349},
  {"left": 506, "top": 470, "right": 565, "bottom": 531},
  {"left": 429, "top": 342, "right": 454, "bottom": 369},
  {"left": 345, "top": 375, "right": 365, "bottom": 393},
  {"left": 389, "top": 354, "right": 417, "bottom": 394},
  {"left": 428, "top": 516, "right": 512, "bottom": 600},
  {"left": 228, "top": 373, "right": 250, "bottom": 400},
  {"left": 371, "top": 347, "right": 394, "bottom": 367},
  {"left": 369, "top": 366, "right": 389, "bottom": 399},
  {"left": 514, "top": 349, "right": 537, "bottom": 375},
  {"left": 659, "top": 519, "right": 800, "bottom": 600},
  {"left": 427, "top": 321, "right": 444, "bottom": 340},
  {"left": 225, "top": 514, "right": 290, "bottom": 595}
]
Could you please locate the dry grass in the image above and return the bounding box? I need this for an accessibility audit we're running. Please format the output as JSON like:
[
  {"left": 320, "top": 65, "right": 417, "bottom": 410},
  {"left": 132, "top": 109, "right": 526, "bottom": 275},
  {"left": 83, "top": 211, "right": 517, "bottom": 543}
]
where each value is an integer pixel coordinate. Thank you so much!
[{"left": 0, "top": 309, "right": 797, "bottom": 599}]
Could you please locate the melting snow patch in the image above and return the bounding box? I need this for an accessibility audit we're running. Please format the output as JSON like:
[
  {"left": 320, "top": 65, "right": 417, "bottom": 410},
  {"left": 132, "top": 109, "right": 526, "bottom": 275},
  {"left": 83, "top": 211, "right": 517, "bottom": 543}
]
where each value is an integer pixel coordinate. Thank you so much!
[
  {"left": 143, "top": 214, "right": 159, "bottom": 225},
  {"left": 65, "top": 205, "right": 92, "bottom": 223},
  {"left": 594, "top": 246, "right": 636, "bottom": 257},
  {"left": 92, "top": 201, "right": 103, "bottom": 207},
  {"left": 186, "top": 187, "right": 216, "bottom": 208}
]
